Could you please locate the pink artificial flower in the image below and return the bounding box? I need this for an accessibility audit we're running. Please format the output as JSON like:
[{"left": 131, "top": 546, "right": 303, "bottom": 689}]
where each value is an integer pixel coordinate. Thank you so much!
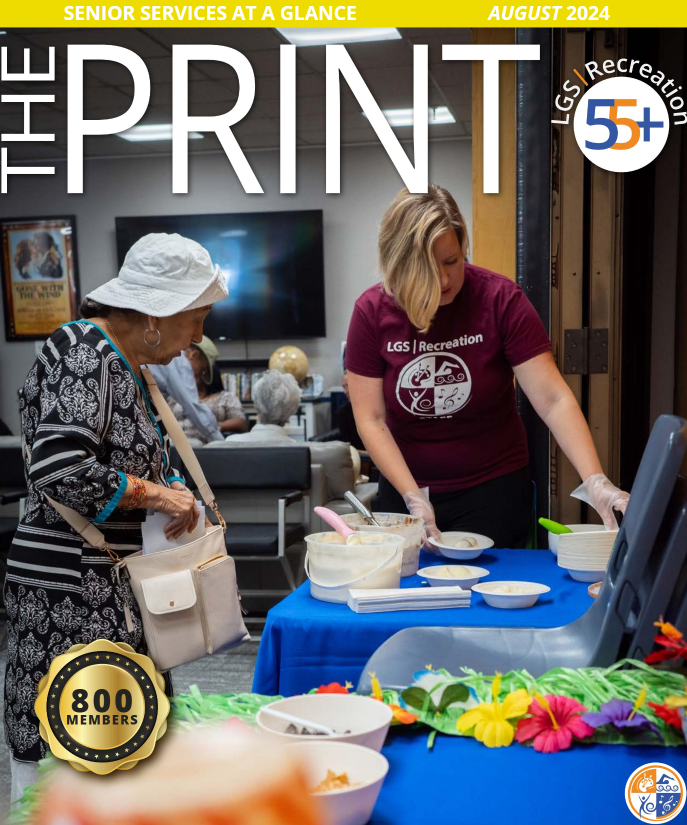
[{"left": 515, "top": 694, "right": 595, "bottom": 753}]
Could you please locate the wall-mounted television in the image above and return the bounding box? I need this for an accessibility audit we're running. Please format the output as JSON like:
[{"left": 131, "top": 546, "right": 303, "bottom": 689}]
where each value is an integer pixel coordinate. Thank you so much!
[{"left": 115, "top": 210, "right": 325, "bottom": 340}]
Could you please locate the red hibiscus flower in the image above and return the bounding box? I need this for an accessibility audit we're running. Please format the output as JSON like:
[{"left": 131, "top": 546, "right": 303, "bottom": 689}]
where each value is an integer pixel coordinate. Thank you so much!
[
  {"left": 315, "top": 682, "right": 352, "bottom": 694},
  {"left": 515, "top": 694, "right": 595, "bottom": 753},
  {"left": 647, "top": 702, "right": 683, "bottom": 731}
]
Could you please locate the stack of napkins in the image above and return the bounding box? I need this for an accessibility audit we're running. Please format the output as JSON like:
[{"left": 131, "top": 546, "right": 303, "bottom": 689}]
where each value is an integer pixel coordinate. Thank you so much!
[{"left": 347, "top": 586, "right": 471, "bottom": 613}]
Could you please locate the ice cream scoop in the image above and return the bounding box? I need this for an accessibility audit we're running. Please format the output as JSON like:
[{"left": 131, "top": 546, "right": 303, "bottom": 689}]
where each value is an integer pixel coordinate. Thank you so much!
[{"left": 314, "top": 507, "right": 356, "bottom": 541}]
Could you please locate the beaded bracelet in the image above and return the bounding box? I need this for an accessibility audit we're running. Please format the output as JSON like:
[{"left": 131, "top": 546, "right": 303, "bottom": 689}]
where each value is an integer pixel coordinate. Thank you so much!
[{"left": 124, "top": 474, "right": 147, "bottom": 510}]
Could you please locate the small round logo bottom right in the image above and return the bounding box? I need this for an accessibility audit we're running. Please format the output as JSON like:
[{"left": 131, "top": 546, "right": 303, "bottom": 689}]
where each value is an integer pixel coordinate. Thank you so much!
[{"left": 626, "top": 763, "right": 685, "bottom": 821}]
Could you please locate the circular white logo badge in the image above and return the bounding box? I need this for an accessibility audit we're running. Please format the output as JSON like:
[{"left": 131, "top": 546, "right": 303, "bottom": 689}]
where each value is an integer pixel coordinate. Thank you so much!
[
  {"left": 625, "top": 762, "right": 686, "bottom": 821},
  {"left": 573, "top": 76, "right": 669, "bottom": 172},
  {"left": 396, "top": 352, "right": 471, "bottom": 417}
]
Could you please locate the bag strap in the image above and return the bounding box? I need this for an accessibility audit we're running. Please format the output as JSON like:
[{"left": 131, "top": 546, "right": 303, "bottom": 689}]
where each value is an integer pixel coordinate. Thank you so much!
[
  {"left": 141, "top": 367, "right": 217, "bottom": 512},
  {"left": 45, "top": 495, "right": 120, "bottom": 562},
  {"left": 42, "top": 365, "right": 227, "bottom": 553}
]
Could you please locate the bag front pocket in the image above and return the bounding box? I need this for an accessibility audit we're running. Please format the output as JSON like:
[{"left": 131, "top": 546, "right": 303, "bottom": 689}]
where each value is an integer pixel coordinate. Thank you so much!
[
  {"left": 140, "top": 570, "right": 206, "bottom": 670},
  {"left": 193, "top": 556, "right": 250, "bottom": 654}
]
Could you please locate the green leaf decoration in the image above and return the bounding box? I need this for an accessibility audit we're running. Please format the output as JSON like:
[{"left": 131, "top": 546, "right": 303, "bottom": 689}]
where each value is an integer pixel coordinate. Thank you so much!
[
  {"left": 436, "top": 683, "right": 469, "bottom": 712},
  {"left": 401, "top": 686, "right": 435, "bottom": 713}
]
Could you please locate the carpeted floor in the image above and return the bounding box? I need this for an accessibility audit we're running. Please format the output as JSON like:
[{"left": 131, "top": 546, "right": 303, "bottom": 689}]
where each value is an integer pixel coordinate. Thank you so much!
[{"left": 0, "top": 620, "right": 260, "bottom": 817}]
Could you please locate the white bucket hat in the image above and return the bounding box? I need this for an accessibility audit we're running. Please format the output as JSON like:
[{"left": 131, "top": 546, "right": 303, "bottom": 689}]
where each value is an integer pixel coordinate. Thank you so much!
[{"left": 86, "top": 233, "right": 228, "bottom": 317}]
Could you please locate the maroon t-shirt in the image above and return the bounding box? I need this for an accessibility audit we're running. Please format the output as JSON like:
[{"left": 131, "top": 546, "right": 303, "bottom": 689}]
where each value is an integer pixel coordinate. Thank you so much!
[{"left": 345, "top": 263, "right": 552, "bottom": 492}]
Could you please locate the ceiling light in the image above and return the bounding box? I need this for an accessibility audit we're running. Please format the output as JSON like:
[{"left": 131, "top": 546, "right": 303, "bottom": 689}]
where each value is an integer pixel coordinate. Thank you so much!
[
  {"left": 118, "top": 124, "right": 203, "bottom": 142},
  {"left": 363, "top": 106, "right": 456, "bottom": 128},
  {"left": 277, "top": 28, "right": 401, "bottom": 47}
]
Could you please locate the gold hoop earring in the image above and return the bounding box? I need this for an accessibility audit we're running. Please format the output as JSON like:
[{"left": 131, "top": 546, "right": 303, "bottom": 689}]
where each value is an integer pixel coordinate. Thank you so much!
[{"left": 144, "top": 328, "right": 161, "bottom": 348}]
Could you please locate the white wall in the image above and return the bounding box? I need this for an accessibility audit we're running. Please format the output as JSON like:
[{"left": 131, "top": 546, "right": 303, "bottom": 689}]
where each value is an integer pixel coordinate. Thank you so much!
[{"left": 0, "top": 140, "right": 471, "bottom": 432}]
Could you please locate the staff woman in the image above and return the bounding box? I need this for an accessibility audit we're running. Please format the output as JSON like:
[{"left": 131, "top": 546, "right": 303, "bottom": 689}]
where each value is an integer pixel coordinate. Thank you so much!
[
  {"left": 4, "top": 233, "right": 227, "bottom": 801},
  {"left": 345, "top": 185, "right": 629, "bottom": 547}
]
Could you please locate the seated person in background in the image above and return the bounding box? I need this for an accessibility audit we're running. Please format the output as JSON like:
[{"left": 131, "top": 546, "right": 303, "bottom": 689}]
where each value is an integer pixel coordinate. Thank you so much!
[
  {"left": 337, "top": 369, "right": 365, "bottom": 450},
  {"left": 230, "top": 370, "right": 301, "bottom": 444},
  {"left": 148, "top": 345, "right": 223, "bottom": 443},
  {"left": 169, "top": 336, "right": 246, "bottom": 442}
]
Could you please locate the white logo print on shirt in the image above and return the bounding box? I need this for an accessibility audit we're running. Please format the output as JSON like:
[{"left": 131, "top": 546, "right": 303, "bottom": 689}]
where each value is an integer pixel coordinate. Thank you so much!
[{"left": 396, "top": 352, "right": 472, "bottom": 417}]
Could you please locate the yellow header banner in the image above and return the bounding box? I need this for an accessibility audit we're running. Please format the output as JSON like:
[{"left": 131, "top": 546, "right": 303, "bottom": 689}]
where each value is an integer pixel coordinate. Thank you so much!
[{"left": 0, "top": 1, "right": 682, "bottom": 28}]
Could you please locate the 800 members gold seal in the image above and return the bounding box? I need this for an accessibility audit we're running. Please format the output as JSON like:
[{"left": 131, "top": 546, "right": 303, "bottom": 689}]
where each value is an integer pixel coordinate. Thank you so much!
[{"left": 35, "top": 639, "right": 170, "bottom": 774}]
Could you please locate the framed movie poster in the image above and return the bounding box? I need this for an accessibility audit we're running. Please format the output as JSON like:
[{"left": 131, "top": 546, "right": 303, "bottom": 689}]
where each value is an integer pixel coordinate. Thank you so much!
[{"left": 1, "top": 216, "right": 80, "bottom": 341}]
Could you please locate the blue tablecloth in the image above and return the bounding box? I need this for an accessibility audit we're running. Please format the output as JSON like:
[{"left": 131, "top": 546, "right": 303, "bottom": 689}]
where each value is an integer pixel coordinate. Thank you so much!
[
  {"left": 374, "top": 729, "right": 687, "bottom": 824},
  {"left": 253, "top": 548, "right": 595, "bottom": 696}
]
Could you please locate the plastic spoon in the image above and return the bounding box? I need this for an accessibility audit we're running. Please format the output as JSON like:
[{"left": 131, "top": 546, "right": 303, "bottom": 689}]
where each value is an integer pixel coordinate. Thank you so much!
[
  {"left": 314, "top": 506, "right": 356, "bottom": 540},
  {"left": 261, "top": 707, "right": 342, "bottom": 736},
  {"left": 538, "top": 517, "right": 574, "bottom": 535}
]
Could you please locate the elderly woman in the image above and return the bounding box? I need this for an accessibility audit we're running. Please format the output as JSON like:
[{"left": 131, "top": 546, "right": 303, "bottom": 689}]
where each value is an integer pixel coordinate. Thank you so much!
[
  {"left": 3, "top": 233, "right": 227, "bottom": 800},
  {"left": 230, "top": 370, "right": 301, "bottom": 444},
  {"left": 170, "top": 335, "right": 246, "bottom": 442}
]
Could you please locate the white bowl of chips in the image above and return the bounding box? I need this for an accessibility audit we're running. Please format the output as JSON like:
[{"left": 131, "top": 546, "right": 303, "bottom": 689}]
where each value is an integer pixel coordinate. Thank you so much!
[
  {"left": 256, "top": 694, "right": 392, "bottom": 752},
  {"left": 471, "top": 581, "right": 551, "bottom": 609},
  {"left": 288, "top": 740, "right": 389, "bottom": 825},
  {"left": 428, "top": 531, "right": 494, "bottom": 560},
  {"left": 417, "top": 565, "right": 489, "bottom": 588}
]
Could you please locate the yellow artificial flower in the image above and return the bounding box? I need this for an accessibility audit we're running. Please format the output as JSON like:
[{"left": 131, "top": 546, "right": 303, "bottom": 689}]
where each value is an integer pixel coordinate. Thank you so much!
[
  {"left": 456, "top": 674, "right": 531, "bottom": 748},
  {"left": 368, "top": 672, "right": 384, "bottom": 701},
  {"left": 665, "top": 687, "right": 687, "bottom": 709},
  {"left": 654, "top": 618, "right": 683, "bottom": 641}
]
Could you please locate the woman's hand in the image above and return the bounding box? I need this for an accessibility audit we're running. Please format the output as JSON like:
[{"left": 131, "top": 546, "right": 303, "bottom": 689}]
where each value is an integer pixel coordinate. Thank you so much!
[
  {"left": 146, "top": 482, "right": 200, "bottom": 539},
  {"left": 403, "top": 489, "right": 442, "bottom": 547},
  {"left": 573, "top": 474, "right": 630, "bottom": 530}
]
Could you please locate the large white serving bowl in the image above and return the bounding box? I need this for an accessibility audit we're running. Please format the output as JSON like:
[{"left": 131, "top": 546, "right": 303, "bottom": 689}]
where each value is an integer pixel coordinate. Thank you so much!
[
  {"left": 288, "top": 740, "right": 389, "bottom": 825},
  {"left": 428, "top": 531, "right": 494, "bottom": 560},
  {"left": 548, "top": 523, "right": 606, "bottom": 555},
  {"left": 417, "top": 565, "right": 489, "bottom": 588},
  {"left": 472, "top": 581, "right": 551, "bottom": 609},
  {"left": 256, "top": 694, "right": 393, "bottom": 752}
]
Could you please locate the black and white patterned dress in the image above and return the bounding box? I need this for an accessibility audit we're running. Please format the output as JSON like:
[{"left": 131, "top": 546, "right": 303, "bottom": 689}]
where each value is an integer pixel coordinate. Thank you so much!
[{"left": 3, "top": 321, "right": 182, "bottom": 763}]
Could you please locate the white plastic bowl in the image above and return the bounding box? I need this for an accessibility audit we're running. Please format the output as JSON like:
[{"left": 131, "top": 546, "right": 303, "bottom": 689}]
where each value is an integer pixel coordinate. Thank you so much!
[
  {"left": 256, "top": 694, "right": 393, "bottom": 752},
  {"left": 472, "top": 580, "right": 551, "bottom": 609},
  {"left": 567, "top": 568, "right": 607, "bottom": 582},
  {"left": 548, "top": 523, "right": 606, "bottom": 555},
  {"left": 428, "top": 531, "right": 494, "bottom": 560},
  {"left": 417, "top": 565, "right": 489, "bottom": 588},
  {"left": 288, "top": 740, "right": 389, "bottom": 825}
]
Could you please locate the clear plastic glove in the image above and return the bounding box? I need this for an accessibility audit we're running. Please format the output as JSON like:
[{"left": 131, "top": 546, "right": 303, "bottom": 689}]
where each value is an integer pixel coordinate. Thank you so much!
[
  {"left": 403, "top": 487, "right": 442, "bottom": 549},
  {"left": 571, "top": 473, "right": 630, "bottom": 530}
]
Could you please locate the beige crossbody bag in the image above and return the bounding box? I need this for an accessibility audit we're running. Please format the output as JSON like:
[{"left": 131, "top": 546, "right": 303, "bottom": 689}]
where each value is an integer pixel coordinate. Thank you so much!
[{"left": 47, "top": 367, "right": 250, "bottom": 672}]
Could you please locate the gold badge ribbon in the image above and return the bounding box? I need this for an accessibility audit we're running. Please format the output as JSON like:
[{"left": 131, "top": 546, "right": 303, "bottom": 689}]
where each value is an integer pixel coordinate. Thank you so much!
[{"left": 35, "top": 639, "right": 170, "bottom": 775}]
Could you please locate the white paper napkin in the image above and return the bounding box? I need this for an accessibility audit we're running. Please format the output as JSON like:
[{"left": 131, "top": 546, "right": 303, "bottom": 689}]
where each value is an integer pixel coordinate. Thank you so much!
[
  {"left": 142, "top": 501, "right": 205, "bottom": 555},
  {"left": 347, "top": 586, "right": 471, "bottom": 613}
]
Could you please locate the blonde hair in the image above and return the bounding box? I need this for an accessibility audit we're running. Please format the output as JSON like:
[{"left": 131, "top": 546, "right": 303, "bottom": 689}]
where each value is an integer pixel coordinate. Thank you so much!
[{"left": 378, "top": 185, "right": 469, "bottom": 333}]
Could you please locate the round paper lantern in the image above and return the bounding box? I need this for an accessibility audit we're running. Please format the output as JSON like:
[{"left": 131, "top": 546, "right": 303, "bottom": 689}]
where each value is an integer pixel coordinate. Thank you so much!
[{"left": 269, "top": 346, "right": 309, "bottom": 384}]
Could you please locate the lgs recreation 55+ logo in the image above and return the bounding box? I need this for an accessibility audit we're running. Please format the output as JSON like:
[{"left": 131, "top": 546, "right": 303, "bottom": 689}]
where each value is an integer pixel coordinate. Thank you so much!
[{"left": 553, "top": 58, "right": 684, "bottom": 172}]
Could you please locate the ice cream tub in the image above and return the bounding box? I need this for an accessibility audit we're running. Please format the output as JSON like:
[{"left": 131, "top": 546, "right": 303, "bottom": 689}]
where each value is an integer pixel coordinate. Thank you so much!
[
  {"left": 304, "top": 531, "right": 404, "bottom": 604},
  {"left": 341, "top": 513, "right": 424, "bottom": 577}
]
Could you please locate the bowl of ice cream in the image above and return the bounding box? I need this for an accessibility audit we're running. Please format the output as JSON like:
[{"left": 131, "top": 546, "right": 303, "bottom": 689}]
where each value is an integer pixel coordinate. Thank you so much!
[
  {"left": 471, "top": 581, "right": 551, "bottom": 608},
  {"left": 287, "top": 740, "right": 389, "bottom": 825},
  {"left": 428, "top": 531, "right": 494, "bottom": 560},
  {"left": 417, "top": 564, "right": 489, "bottom": 588},
  {"left": 257, "top": 694, "right": 392, "bottom": 751}
]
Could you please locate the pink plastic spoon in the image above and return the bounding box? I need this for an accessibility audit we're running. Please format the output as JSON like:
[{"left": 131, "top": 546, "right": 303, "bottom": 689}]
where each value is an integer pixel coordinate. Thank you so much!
[{"left": 314, "top": 506, "right": 356, "bottom": 539}]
